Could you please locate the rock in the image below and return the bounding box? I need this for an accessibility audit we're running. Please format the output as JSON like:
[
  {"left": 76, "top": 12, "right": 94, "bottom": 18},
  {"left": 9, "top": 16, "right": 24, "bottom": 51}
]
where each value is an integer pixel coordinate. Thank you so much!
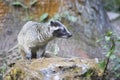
[
  {"left": 0, "top": 0, "right": 113, "bottom": 61},
  {"left": 0, "top": 74, "right": 3, "bottom": 80},
  {"left": 5, "top": 50, "right": 21, "bottom": 67},
  {"left": 107, "top": 12, "right": 120, "bottom": 21},
  {"left": 46, "top": 0, "right": 113, "bottom": 59},
  {"left": 4, "top": 57, "right": 102, "bottom": 80}
]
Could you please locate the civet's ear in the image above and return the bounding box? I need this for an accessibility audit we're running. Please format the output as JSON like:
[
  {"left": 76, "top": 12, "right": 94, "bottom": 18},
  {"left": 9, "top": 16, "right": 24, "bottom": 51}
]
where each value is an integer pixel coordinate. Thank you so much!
[{"left": 50, "top": 21, "right": 55, "bottom": 26}]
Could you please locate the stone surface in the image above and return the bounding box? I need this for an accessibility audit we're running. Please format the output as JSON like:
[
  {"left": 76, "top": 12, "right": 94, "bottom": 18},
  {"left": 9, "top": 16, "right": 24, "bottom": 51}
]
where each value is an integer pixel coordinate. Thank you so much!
[
  {"left": 4, "top": 57, "right": 102, "bottom": 80},
  {"left": 0, "top": 0, "right": 113, "bottom": 59},
  {"left": 48, "top": 0, "right": 112, "bottom": 58},
  {"left": 107, "top": 12, "right": 120, "bottom": 21}
]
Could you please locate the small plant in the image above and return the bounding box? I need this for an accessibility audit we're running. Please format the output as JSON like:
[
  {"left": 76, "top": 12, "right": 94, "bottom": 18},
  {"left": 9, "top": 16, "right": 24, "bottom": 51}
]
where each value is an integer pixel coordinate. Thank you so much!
[
  {"left": 81, "top": 69, "right": 94, "bottom": 79},
  {"left": 49, "top": 11, "right": 77, "bottom": 22},
  {"left": 11, "top": 0, "right": 38, "bottom": 21},
  {"left": 40, "top": 13, "right": 49, "bottom": 22},
  {"left": 97, "top": 31, "right": 120, "bottom": 79},
  {"left": 103, "top": 0, "right": 120, "bottom": 12},
  {"left": 112, "top": 58, "right": 120, "bottom": 79},
  {"left": 0, "top": 65, "right": 6, "bottom": 74}
]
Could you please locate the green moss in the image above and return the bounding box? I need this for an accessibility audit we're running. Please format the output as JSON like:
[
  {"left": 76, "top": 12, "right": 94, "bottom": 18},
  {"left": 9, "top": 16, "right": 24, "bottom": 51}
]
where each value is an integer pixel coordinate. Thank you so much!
[{"left": 103, "top": 0, "right": 120, "bottom": 12}]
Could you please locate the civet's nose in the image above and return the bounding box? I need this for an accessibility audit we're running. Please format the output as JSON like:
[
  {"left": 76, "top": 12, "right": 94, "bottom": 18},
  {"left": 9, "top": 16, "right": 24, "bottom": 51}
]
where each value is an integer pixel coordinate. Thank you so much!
[{"left": 68, "top": 34, "right": 72, "bottom": 38}]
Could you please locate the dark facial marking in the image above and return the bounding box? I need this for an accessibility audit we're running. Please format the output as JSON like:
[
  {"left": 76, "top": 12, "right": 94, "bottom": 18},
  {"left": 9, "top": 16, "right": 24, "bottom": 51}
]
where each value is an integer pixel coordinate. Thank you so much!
[
  {"left": 51, "top": 21, "right": 72, "bottom": 38},
  {"left": 50, "top": 21, "right": 61, "bottom": 27},
  {"left": 53, "top": 29, "right": 63, "bottom": 37},
  {"left": 53, "top": 28, "right": 71, "bottom": 38}
]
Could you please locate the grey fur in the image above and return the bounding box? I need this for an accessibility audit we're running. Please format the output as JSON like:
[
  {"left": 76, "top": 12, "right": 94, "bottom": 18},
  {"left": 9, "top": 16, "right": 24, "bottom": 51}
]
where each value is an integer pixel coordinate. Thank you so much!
[{"left": 17, "top": 21, "right": 72, "bottom": 59}]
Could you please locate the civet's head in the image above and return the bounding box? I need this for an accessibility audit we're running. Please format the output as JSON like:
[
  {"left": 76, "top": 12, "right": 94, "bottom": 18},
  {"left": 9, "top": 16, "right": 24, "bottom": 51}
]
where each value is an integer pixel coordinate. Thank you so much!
[{"left": 49, "top": 21, "right": 72, "bottom": 39}]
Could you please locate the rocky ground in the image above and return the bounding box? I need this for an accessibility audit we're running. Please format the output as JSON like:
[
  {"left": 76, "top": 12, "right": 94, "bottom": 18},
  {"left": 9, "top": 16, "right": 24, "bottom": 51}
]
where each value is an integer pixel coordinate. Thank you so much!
[
  {"left": 107, "top": 12, "right": 120, "bottom": 35},
  {"left": 4, "top": 57, "right": 102, "bottom": 80},
  {"left": 0, "top": 0, "right": 120, "bottom": 80}
]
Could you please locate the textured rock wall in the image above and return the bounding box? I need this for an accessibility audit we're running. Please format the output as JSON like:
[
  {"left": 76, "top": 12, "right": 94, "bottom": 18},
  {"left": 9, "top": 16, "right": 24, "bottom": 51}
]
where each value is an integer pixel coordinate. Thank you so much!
[
  {"left": 47, "top": 0, "right": 112, "bottom": 58},
  {"left": 0, "top": 0, "right": 112, "bottom": 59}
]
